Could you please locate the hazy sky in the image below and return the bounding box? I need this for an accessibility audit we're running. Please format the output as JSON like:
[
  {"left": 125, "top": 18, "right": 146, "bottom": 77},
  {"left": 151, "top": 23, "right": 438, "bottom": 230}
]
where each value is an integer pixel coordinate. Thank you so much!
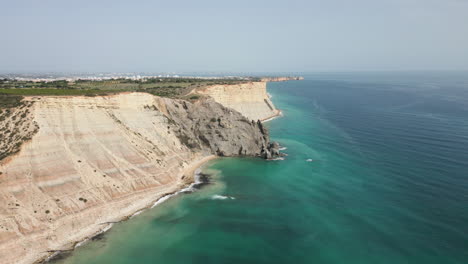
[{"left": 1, "top": 0, "right": 468, "bottom": 73}]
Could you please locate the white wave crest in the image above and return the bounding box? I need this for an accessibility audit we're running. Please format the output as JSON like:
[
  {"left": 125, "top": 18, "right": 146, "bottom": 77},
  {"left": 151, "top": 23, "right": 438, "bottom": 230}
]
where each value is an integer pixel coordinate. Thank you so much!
[
  {"left": 151, "top": 169, "right": 207, "bottom": 208},
  {"left": 269, "top": 157, "right": 285, "bottom": 161},
  {"left": 151, "top": 194, "right": 175, "bottom": 208},
  {"left": 74, "top": 239, "right": 89, "bottom": 248},
  {"left": 44, "top": 252, "right": 60, "bottom": 262},
  {"left": 211, "top": 194, "right": 235, "bottom": 200},
  {"left": 101, "top": 223, "right": 114, "bottom": 233},
  {"left": 129, "top": 210, "right": 144, "bottom": 219}
]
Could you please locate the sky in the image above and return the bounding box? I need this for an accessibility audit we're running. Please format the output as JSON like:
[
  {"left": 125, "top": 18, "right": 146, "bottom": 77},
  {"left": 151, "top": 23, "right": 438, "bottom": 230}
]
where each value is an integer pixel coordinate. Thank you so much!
[{"left": 1, "top": 0, "right": 468, "bottom": 73}]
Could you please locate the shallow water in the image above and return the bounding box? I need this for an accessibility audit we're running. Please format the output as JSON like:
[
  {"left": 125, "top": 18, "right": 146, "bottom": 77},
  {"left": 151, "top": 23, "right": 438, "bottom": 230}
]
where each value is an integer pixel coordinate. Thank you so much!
[{"left": 52, "top": 72, "right": 468, "bottom": 264}]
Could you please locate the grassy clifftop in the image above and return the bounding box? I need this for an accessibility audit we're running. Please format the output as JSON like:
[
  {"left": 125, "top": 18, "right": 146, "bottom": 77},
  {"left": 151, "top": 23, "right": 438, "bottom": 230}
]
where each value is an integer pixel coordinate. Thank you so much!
[{"left": 0, "top": 78, "right": 254, "bottom": 98}]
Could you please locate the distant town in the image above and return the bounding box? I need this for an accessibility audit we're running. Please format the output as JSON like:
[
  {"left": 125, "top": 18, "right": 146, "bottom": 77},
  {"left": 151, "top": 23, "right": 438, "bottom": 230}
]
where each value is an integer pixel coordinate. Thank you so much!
[
  {"left": 0, "top": 72, "right": 304, "bottom": 83},
  {"left": 0, "top": 73, "right": 248, "bottom": 82}
]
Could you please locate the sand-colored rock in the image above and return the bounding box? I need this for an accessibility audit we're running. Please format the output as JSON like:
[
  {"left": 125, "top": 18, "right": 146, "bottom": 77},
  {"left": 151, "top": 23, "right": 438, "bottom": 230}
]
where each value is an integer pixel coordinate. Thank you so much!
[
  {"left": 0, "top": 91, "right": 278, "bottom": 264},
  {"left": 0, "top": 93, "right": 207, "bottom": 264},
  {"left": 195, "top": 82, "right": 280, "bottom": 121}
]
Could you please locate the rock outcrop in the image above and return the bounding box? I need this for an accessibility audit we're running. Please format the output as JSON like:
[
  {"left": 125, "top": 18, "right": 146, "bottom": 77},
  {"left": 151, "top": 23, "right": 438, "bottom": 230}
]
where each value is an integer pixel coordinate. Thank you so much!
[
  {"left": 154, "top": 97, "right": 274, "bottom": 157},
  {"left": 194, "top": 82, "right": 280, "bottom": 122},
  {"left": 0, "top": 92, "right": 279, "bottom": 264}
]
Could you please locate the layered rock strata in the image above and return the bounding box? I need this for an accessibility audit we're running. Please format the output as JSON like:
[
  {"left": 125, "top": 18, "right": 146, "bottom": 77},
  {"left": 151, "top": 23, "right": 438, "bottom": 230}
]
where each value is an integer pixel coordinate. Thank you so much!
[
  {"left": 194, "top": 82, "right": 280, "bottom": 122},
  {"left": 0, "top": 92, "right": 278, "bottom": 264}
]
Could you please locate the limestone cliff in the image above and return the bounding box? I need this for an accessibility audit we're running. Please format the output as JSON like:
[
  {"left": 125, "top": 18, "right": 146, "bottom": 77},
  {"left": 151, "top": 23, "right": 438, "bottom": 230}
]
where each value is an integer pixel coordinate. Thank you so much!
[
  {"left": 0, "top": 92, "right": 278, "bottom": 264},
  {"left": 194, "top": 82, "right": 280, "bottom": 122}
]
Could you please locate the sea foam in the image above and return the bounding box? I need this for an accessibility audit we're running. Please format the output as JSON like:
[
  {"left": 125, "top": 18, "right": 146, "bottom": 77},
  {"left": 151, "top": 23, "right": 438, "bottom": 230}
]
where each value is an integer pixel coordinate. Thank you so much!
[
  {"left": 269, "top": 157, "right": 285, "bottom": 161},
  {"left": 211, "top": 195, "right": 235, "bottom": 200}
]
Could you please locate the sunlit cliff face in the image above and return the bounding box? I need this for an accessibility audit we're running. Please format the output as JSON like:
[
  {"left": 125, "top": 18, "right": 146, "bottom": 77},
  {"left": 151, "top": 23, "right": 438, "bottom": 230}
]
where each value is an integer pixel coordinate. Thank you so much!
[{"left": 0, "top": 85, "right": 278, "bottom": 264}]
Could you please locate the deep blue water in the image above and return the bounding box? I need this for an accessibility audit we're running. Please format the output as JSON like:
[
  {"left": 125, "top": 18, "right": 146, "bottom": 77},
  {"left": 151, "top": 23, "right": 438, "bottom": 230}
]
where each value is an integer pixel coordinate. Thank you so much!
[{"left": 54, "top": 72, "right": 468, "bottom": 264}]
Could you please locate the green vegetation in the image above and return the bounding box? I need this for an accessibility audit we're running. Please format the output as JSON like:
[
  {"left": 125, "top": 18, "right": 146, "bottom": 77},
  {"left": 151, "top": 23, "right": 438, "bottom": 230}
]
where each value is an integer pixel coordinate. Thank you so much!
[
  {"left": 0, "top": 96, "right": 38, "bottom": 161},
  {"left": 0, "top": 88, "right": 117, "bottom": 96},
  {"left": 0, "top": 77, "right": 251, "bottom": 98},
  {"left": 188, "top": 95, "right": 200, "bottom": 100},
  {"left": 0, "top": 94, "right": 24, "bottom": 108}
]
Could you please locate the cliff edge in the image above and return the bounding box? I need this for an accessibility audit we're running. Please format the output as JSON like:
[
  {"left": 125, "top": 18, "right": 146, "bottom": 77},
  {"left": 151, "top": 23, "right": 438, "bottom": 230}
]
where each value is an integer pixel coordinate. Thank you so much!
[
  {"left": 194, "top": 81, "right": 280, "bottom": 121},
  {"left": 0, "top": 92, "right": 279, "bottom": 264}
]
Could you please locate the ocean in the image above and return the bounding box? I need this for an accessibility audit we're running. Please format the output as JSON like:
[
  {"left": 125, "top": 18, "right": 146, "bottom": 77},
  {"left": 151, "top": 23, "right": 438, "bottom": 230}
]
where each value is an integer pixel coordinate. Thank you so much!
[{"left": 51, "top": 72, "right": 468, "bottom": 264}]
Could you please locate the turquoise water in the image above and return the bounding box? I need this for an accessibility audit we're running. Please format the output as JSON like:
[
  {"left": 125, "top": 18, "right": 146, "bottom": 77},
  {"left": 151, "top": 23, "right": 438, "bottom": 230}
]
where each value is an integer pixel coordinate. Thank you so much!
[{"left": 53, "top": 72, "right": 468, "bottom": 264}]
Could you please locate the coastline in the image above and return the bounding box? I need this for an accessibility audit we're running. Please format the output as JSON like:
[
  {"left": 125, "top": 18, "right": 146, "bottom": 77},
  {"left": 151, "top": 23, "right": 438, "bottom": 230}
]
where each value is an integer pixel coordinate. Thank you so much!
[
  {"left": 37, "top": 106, "right": 283, "bottom": 263},
  {"left": 261, "top": 91, "right": 282, "bottom": 123},
  {"left": 2, "top": 80, "right": 288, "bottom": 264},
  {"left": 261, "top": 110, "right": 282, "bottom": 123},
  {"left": 36, "top": 155, "right": 217, "bottom": 264},
  {"left": 38, "top": 100, "right": 284, "bottom": 263},
  {"left": 36, "top": 107, "right": 283, "bottom": 263}
]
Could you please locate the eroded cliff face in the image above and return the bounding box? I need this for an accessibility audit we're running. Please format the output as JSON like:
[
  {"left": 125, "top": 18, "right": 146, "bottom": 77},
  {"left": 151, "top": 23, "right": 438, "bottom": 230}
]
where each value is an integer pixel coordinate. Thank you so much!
[
  {"left": 0, "top": 92, "right": 277, "bottom": 264},
  {"left": 194, "top": 82, "right": 280, "bottom": 122},
  {"left": 155, "top": 97, "right": 273, "bottom": 157}
]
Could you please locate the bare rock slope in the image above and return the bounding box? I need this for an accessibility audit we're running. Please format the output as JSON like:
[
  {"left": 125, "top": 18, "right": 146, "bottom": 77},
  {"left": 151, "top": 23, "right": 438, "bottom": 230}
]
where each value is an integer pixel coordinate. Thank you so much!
[
  {"left": 0, "top": 92, "right": 277, "bottom": 264},
  {"left": 156, "top": 97, "right": 275, "bottom": 157}
]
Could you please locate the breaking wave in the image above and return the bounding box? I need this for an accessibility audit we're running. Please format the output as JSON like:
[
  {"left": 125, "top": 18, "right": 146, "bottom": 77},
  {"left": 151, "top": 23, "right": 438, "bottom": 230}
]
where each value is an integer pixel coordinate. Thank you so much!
[{"left": 211, "top": 195, "right": 235, "bottom": 200}]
